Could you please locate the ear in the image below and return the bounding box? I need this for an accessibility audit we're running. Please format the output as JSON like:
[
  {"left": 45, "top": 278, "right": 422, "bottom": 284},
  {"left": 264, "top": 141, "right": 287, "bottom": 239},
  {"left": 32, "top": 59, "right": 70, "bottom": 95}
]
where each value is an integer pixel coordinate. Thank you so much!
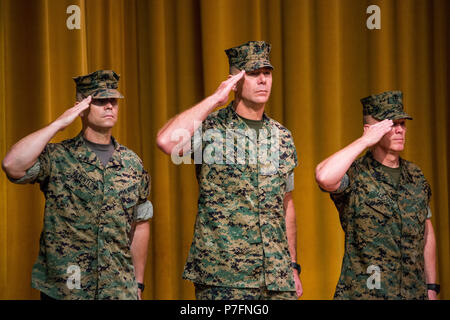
[
  {"left": 233, "top": 76, "right": 244, "bottom": 92},
  {"left": 363, "top": 124, "right": 370, "bottom": 133}
]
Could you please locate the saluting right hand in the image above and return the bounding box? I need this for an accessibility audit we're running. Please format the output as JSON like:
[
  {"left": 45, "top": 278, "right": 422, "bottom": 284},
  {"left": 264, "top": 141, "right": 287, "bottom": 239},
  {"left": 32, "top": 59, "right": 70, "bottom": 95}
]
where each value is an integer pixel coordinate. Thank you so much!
[
  {"left": 211, "top": 70, "right": 245, "bottom": 107},
  {"left": 53, "top": 95, "right": 92, "bottom": 131},
  {"left": 361, "top": 119, "right": 394, "bottom": 147}
]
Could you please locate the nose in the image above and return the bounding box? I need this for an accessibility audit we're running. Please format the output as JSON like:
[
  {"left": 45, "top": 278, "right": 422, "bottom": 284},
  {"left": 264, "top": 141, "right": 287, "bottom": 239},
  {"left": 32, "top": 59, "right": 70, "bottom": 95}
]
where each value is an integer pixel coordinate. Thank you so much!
[
  {"left": 104, "top": 100, "right": 113, "bottom": 109},
  {"left": 257, "top": 72, "right": 266, "bottom": 84},
  {"left": 393, "top": 123, "right": 404, "bottom": 134}
]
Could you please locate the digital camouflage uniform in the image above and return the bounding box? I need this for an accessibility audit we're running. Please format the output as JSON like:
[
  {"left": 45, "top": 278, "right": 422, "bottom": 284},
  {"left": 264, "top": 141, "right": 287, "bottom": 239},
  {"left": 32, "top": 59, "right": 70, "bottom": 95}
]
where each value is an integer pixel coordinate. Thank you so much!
[
  {"left": 328, "top": 91, "right": 431, "bottom": 299},
  {"left": 225, "top": 40, "right": 274, "bottom": 72},
  {"left": 8, "top": 70, "right": 152, "bottom": 300},
  {"left": 182, "top": 41, "right": 298, "bottom": 299},
  {"left": 73, "top": 70, "right": 124, "bottom": 99},
  {"left": 194, "top": 283, "right": 297, "bottom": 300},
  {"left": 360, "top": 90, "right": 412, "bottom": 121}
]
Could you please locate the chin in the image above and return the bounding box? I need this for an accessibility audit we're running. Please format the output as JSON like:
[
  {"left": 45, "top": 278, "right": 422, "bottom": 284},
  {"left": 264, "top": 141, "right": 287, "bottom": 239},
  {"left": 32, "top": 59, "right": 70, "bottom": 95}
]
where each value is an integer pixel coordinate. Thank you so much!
[
  {"left": 102, "top": 120, "right": 117, "bottom": 127},
  {"left": 391, "top": 145, "right": 405, "bottom": 152},
  {"left": 251, "top": 97, "right": 269, "bottom": 105},
  {"left": 93, "top": 122, "right": 115, "bottom": 131}
]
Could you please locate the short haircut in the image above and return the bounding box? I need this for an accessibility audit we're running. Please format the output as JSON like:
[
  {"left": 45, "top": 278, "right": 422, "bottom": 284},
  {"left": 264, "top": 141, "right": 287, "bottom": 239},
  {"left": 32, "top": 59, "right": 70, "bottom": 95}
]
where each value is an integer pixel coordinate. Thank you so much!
[
  {"left": 363, "top": 115, "right": 380, "bottom": 125},
  {"left": 229, "top": 65, "right": 241, "bottom": 75},
  {"left": 76, "top": 92, "right": 84, "bottom": 102}
]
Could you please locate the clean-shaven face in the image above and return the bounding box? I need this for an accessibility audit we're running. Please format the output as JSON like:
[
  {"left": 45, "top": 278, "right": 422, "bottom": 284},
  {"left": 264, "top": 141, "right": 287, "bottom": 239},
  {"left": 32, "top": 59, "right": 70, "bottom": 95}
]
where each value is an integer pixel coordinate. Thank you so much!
[
  {"left": 366, "top": 116, "right": 407, "bottom": 152},
  {"left": 235, "top": 67, "right": 273, "bottom": 105},
  {"left": 83, "top": 98, "right": 119, "bottom": 129},
  {"left": 379, "top": 119, "right": 407, "bottom": 152}
]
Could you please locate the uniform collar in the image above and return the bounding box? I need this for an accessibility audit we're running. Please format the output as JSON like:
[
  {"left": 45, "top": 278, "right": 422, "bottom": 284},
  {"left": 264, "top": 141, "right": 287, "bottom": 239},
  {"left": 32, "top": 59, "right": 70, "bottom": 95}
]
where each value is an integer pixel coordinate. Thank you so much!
[
  {"left": 363, "top": 151, "right": 413, "bottom": 187},
  {"left": 66, "top": 132, "right": 123, "bottom": 169},
  {"left": 224, "top": 101, "right": 273, "bottom": 142}
]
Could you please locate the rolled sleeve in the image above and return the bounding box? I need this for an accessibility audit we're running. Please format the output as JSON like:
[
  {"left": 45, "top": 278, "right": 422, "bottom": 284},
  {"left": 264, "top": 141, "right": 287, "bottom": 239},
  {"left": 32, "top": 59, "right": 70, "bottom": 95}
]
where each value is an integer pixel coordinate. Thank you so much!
[
  {"left": 332, "top": 173, "right": 350, "bottom": 194},
  {"left": 134, "top": 200, "right": 153, "bottom": 221},
  {"left": 134, "top": 167, "right": 151, "bottom": 222},
  {"left": 7, "top": 160, "right": 41, "bottom": 184},
  {"left": 285, "top": 172, "right": 294, "bottom": 193},
  {"left": 9, "top": 144, "right": 52, "bottom": 185},
  {"left": 426, "top": 206, "right": 432, "bottom": 219},
  {"left": 320, "top": 173, "right": 350, "bottom": 194}
]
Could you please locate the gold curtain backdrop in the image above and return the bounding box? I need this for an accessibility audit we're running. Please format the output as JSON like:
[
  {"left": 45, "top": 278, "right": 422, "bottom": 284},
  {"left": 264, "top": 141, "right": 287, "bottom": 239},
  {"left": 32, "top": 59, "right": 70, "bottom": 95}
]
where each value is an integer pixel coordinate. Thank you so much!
[{"left": 0, "top": 0, "right": 449, "bottom": 300}]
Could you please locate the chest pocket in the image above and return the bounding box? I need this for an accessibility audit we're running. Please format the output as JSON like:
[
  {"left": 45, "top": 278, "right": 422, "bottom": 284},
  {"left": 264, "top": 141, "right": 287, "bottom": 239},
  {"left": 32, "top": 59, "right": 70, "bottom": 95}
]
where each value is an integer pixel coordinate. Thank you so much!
[
  {"left": 364, "top": 193, "right": 396, "bottom": 219},
  {"left": 415, "top": 201, "right": 428, "bottom": 224},
  {"left": 260, "top": 159, "right": 293, "bottom": 201},
  {"left": 59, "top": 169, "right": 97, "bottom": 203},
  {"left": 259, "top": 158, "right": 279, "bottom": 176},
  {"left": 398, "top": 181, "right": 429, "bottom": 237},
  {"left": 63, "top": 182, "right": 95, "bottom": 203},
  {"left": 356, "top": 191, "right": 396, "bottom": 241},
  {"left": 402, "top": 198, "right": 428, "bottom": 238},
  {"left": 202, "top": 163, "right": 250, "bottom": 195},
  {"left": 54, "top": 171, "right": 98, "bottom": 222}
]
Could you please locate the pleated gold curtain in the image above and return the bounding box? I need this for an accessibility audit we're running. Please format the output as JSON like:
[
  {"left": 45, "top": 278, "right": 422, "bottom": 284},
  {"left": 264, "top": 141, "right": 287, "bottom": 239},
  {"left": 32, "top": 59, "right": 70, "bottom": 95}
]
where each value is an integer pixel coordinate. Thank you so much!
[{"left": 0, "top": 0, "right": 448, "bottom": 300}]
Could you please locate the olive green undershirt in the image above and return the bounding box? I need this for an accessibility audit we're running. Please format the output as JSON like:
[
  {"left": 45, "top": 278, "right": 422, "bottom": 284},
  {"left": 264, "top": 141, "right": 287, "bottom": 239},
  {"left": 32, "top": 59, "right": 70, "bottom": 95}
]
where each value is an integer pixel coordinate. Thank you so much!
[
  {"left": 380, "top": 163, "right": 401, "bottom": 187},
  {"left": 237, "top": 114, "right": 264, "bottom": 136}
]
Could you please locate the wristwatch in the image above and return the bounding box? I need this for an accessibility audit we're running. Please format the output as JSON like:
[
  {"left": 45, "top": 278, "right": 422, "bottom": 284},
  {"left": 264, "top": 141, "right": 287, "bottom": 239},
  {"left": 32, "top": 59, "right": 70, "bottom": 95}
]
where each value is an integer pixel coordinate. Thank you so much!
[
  {"left": 291, "top": 262, "right": 301, "bottom": 274},
  {"left": 137, "top": 282, "right": 145, "bottom": 292},
  {"left": 427, "top": 284, "right": 440, "bottom": 294}
]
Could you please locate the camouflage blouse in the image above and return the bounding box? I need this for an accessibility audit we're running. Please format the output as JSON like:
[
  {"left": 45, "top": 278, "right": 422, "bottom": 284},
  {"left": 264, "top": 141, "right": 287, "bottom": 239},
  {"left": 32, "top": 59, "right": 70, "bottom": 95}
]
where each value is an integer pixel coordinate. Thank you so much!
[
  {"left": 183, "top": 103, "right": 298, "bottom": 291},
  {"left": 9, "top": 133, "right": 152, "bottom": 299},
  {"left": 330, "top": 151, "right": 431, "bottom": 299}
]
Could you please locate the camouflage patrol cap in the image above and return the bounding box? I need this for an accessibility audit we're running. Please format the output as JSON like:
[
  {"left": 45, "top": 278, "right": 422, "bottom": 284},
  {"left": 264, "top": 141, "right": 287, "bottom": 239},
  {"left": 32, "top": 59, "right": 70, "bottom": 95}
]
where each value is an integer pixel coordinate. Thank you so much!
[
  {"left": 73, "top": 70, "right": 124, "bottom": 99},
  {"left": 225, "top": 41, "right": 274, "bottom": 72},
  {"left": 360, "top": 90, "right": 412, "bottom": 121}
]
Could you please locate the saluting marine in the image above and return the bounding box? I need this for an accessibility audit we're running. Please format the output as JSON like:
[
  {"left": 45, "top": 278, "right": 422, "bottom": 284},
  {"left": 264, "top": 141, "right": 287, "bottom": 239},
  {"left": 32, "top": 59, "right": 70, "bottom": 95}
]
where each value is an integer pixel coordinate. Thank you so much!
[
  {"left": 2, "top": 70, "right": 153, "bottom": 300},
  {"left": 315, "top": 91, "right": 439, "bottom": 299},
  {"left": 157, "top": 41, "right": 303, "bottom": 300}
]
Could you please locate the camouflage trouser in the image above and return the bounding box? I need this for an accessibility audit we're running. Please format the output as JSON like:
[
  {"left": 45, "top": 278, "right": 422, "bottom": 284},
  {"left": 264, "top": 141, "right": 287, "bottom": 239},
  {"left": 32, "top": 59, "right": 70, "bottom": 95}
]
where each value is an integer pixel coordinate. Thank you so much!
[{"left": 194, "top": 283, "right": 298, "bottom": 300}]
